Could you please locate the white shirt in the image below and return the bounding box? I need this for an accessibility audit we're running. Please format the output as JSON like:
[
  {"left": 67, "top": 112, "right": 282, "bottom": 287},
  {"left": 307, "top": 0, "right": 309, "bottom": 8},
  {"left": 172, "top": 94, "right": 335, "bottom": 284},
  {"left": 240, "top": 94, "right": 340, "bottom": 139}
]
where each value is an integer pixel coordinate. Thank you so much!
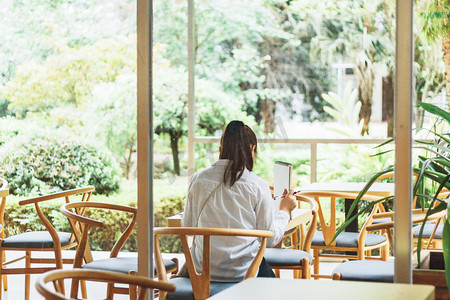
[{"left": 181, "top": 159, "right": 290, "bottom": 281}]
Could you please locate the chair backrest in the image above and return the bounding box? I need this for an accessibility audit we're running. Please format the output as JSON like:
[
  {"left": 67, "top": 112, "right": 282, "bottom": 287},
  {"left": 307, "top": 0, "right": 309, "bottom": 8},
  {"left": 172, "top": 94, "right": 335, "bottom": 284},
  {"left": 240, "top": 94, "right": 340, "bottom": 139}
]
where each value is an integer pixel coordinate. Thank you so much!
[
  {"left": 60, "top": 202, "right": 138, "bottom": 266},
  {"left": 374, "top": 171, "right": 419, "bottom": 208},
  {"left": 154, "top": 227, "right": 273, "bottom": 300},
  {"left": 297, "top": 191, "right": 383, "bottom": 246},
  {"left": 367, "top": 190, "right": 449, "bottom": 233},
  {"left": 295, "top": 194, "right": 318, "bottom": 252},
  {"left": 18, "top": 187, "right": 95, "bottom": 252},
  {"left": 36, "top": 269, "right": 175, "bottom": 300}
]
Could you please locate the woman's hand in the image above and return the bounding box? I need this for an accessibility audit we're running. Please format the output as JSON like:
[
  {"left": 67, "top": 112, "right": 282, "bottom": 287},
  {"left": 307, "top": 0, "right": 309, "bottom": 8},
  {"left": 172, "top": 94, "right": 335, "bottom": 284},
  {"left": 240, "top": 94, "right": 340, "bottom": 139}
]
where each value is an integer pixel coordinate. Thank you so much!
[{"left": 279, "top": 189, "right": 297, "bottom": 214}]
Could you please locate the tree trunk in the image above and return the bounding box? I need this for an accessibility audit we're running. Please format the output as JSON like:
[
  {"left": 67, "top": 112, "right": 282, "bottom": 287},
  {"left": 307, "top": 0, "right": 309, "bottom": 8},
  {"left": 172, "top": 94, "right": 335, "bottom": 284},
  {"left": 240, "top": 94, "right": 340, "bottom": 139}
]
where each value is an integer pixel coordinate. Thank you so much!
[
  {"left": 443, "top": 33, "right": 450, "bottom": 107},
  {"left": 354, "top": 51, "right": 374, "bottom": 136},
  {"left": 170, "top": 134, "right": 180, "bottom": 176},
  {"left": 382, "top": 73, "right": 395, "bottom": 137},
  {"left": 259, "top": 98, "right": 276, "bottom": 134}
]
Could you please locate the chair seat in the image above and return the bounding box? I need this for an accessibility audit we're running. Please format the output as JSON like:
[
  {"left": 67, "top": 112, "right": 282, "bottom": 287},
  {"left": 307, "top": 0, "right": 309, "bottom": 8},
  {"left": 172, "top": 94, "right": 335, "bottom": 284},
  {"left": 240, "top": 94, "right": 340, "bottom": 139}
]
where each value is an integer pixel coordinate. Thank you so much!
[
  {"left": 332, "top": 260, "right": 394, "bottom": 282},
  {"left": 166, "top": 277, "right": 235, "bottom": 300},
  {"left": 371, "top": 217, "right": 392, "bottom": 225},
  {"left": 413, "top": 223, "right": 443, "bottom": 239},
  {"left": 264, "top": 248, "right": 313, "bottom": 267},
  {"left": 311, "top": 231, "right": 387, "bottom": 247},
  {"left": 81, "top": 256, "right": 177, "bottom": 275},
  {"left": 1, "top": 231, "right": 72, "bottom": 248}
]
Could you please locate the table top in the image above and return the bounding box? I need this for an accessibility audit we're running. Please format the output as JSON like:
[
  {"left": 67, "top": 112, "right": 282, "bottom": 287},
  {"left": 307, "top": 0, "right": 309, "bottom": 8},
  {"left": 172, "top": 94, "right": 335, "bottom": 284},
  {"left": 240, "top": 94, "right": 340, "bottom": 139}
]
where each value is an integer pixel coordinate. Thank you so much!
[
  {"left": 208, "top": 278, "right": 435, "bottom": 300},
  {"left": 298, "top": 182, "right": 394, "bottom": 197},
  {"left": 167, "top": 208, "right": 312, "bottom": 232}
]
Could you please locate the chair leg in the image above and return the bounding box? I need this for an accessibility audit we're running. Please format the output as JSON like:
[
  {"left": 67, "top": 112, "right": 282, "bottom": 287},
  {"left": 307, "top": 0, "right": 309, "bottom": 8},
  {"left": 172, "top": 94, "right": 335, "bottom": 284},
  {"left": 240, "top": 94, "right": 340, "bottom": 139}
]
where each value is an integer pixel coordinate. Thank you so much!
[
  {"left": 25, "top": 251, "right": 31, "bottom": 300},
  {"left": 1, "top": 252, "right": 6, "bottom": 291},
  {"left": 302, "top": 258, "right": 311, "bottom": 279},
  {"left": 80, "top": 280, "right": 87, "bottom": 299},
  {"left": 274, "top": 269, "right": 280, "bottom": 278},
  {"left": 381, "top": 244, "right": 389, "bottom": 261},
  {"left": 332, "top": 273, "right": 342, "bottom": 280},
  {"left": 106, "top": 283, "right": 114, "bottom": 300},
  {"left": 0, "top": 249, "right": 3, "bottom": 300},
  {"left": 313, "top": 249, "right": 320, "bottom": 279}
]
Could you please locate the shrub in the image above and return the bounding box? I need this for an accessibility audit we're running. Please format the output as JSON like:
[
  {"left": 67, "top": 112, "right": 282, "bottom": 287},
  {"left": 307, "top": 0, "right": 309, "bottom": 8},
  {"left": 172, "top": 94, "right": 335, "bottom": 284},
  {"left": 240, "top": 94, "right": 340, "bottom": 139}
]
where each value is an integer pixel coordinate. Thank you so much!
[
  {"left": 154, "top": 195, "right": 185, "bottom": 253},
  {"left": 0, "top": 136, "right": 121, "bottom": 196}
]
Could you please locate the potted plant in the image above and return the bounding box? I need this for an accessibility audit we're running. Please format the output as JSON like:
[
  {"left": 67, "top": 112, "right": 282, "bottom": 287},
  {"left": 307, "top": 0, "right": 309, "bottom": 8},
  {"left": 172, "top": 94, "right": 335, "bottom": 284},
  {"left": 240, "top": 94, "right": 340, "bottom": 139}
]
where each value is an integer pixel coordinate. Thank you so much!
[{"left": 333, "top": 101, "right": 449, "bottom": 296}]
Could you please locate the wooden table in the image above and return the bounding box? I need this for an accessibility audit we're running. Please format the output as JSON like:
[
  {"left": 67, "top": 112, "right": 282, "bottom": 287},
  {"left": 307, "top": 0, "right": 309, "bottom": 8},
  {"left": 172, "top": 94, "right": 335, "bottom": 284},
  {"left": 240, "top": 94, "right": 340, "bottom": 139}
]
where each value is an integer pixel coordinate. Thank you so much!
[
  {"left": 167, "top": 208, "right": 312, "bottom": 232},
  {"left": 208, "top": 278, "right": 435, "bottom": 300},
  {"left": 298, "top": 182, "right": 394, "bottom": 197},
  {"left": 298, "top": 182, "right": 394, "bottom": 232}
]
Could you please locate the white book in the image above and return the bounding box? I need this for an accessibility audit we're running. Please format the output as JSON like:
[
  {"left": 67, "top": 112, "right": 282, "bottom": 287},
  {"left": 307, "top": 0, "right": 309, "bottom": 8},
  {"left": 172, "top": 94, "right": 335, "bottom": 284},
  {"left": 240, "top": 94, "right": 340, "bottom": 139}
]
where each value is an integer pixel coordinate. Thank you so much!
[{"left": 273, "top": 161, "right": 292, "bottom": 209}]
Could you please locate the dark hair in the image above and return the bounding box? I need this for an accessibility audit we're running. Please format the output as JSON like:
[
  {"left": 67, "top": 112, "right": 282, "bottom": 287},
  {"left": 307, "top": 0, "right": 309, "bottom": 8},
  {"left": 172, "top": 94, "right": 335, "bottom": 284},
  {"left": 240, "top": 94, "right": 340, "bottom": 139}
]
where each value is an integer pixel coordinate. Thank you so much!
[{"left": 220, "top": 120, "right": 257, "bottom": 186}]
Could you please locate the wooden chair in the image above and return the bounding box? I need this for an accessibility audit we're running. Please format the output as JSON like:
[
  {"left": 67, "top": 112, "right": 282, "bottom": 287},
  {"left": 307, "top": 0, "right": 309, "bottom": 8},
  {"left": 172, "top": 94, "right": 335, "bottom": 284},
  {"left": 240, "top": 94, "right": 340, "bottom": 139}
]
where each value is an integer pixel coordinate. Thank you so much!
[
  {"left": 263, "top": 194, "right": 318, "bottom": 279},
  {"left": 59, "top": 202, "right": 178, "bottom": 299},
  {"left": 332, "top": 203, "right": 447, "bottom": 282},
  {"left": 412, "top": 190, "right": 449, "bottom": 251},
  {"left": 154, "top": 227, "right": 273, "bottom": 300},
  {"left": 297, "top": 191, "right": 389, "bottom": 279},
  {"left": 0, "top": 185, "right": 94, "bottom": 300},
  {"left": 35, "top": 269, "right": 176, "bottom": 300}
]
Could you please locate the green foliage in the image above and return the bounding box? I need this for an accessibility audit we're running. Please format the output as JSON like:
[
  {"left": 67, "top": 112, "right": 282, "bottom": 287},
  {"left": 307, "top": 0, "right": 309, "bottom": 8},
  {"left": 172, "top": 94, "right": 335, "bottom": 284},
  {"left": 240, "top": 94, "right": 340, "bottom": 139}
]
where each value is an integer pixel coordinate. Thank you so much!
[
  {"left": 154, "top": 195, "right": 185, "bottom": 253},
  {"left": 1, "top": 36, "right": 135, "bottom": 114},
  {"left": 0, "top": 136, "right": 121, "bottom": 196},
  {"left": 417, "top": 0, "right": 450, "bottom": 43},
  {"left": 321, "top": 82, "right": 362, "bottom": 136}
]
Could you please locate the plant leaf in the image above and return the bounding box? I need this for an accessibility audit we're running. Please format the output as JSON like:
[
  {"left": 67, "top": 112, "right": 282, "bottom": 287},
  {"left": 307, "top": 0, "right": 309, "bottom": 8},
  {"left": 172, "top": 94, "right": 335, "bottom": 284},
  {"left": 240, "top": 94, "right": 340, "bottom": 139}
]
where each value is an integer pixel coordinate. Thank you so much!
[
  {"left": 417, "top": 101, "right": 450, "bottom": 124},
  {"left": 443, "top": 216, "right": 450, "bottom": 297}
]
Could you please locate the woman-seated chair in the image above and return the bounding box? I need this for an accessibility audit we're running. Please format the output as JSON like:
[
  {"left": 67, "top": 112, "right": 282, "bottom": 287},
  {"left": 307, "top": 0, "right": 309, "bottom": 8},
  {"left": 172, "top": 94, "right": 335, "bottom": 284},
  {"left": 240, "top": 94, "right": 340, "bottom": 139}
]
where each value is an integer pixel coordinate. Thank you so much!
[{"left": 154, "top": 227, "right": 273, "bottom": 300}]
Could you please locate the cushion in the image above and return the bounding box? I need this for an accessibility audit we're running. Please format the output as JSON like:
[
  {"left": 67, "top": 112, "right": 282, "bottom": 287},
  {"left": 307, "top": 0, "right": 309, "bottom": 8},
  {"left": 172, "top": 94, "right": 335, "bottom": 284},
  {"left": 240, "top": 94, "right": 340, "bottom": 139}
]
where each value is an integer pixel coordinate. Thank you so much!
[
  {"left": 82, "top": 257, "right": 177, "bottom": 275},
  {"left": 1, "top": 231, "right": 72, "bottom": 248},
  {"left": 413, "top": 223, "right": 443, "bottom": 239},
  {"left": 264, "top": 248, "right": 313, "bottom": 267},
  {"left": 371, "top": 217, "right": 392, "bottom": 225},
  {"left": 166, "top": 277, "right": 235, "bottom": 300},
  {"left": 332, "top": 260, "right": 394, "bottom": 282},
  {"left": 311, "top": 231, "right": 387, "bottom": 247}
]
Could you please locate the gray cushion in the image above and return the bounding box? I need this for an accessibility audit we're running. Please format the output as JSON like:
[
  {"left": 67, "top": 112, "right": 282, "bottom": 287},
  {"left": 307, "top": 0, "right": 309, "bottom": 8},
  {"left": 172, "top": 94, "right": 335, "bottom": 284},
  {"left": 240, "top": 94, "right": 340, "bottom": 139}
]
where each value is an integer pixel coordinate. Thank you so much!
[
  {"left": 371, "top": 217, "right": 392, "bottom": 225},
  {"left": 311, "top": 231, "right": 387, "bottom": 247},
  {"left": 166, "top": 277, "right": 235, "bottom": 300},
  {"left": 82, "top": 257, "right": 177, "bottom": 275},
  {"left": 413, "top": 223, "right": 443, "bottom": 239},
  {"left": 332, "top": 260, "right": 394, "bottom": 282},
  {"left": 1, "top": 231, "right": 72, "bottom": 248},
  {"left": 264, "top": 248, "right": 313, "bottom": 267}
]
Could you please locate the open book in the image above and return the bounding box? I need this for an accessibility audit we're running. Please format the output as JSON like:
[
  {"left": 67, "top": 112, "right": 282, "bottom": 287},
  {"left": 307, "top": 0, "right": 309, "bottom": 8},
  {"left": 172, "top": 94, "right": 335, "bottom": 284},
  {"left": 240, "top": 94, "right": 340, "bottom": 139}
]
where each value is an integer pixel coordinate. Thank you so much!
[{"left": 272, "top": 161, "right": 292, "bottom": 209}]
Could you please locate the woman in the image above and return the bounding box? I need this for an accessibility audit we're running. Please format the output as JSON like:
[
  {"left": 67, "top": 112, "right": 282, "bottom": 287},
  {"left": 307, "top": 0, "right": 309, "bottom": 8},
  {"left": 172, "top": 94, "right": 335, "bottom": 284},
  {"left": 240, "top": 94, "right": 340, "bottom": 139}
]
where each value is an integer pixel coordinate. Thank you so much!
[{"left": 181, "top": 120, "right": 297, "bottom": 281}]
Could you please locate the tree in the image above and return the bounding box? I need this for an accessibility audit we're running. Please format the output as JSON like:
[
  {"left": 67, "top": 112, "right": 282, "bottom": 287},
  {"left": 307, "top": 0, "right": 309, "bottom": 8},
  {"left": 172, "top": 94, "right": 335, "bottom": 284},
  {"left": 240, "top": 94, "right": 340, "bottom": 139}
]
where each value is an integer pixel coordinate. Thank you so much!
[
  {"left": 418, "top": 0, "right": 450, "bottom": 106},
  {"left": 1, "top": 36, "right": 135, "bottom": 115},
  {"left": 153, "top": 64, "right": 255, "bottom": 175}
]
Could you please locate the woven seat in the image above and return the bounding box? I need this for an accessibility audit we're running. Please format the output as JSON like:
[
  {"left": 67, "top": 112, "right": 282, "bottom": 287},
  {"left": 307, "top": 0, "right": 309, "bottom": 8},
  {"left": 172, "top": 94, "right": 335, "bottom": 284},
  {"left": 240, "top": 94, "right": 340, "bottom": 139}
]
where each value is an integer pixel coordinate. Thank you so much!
[
  {"left": 311, "top": 231, "right": 387, "bottom": 248},
  {"left": 81, "top": 257, "right": 178, "bottom": 276},
  {"left": 166, "top": 277, "right": 235, "bottom": 300},
  {"left": 1, "top": 232, "right": 72, "bottom": 248},
  {"left": 332, "top": 260, "right": 394, "bottom": 282}
]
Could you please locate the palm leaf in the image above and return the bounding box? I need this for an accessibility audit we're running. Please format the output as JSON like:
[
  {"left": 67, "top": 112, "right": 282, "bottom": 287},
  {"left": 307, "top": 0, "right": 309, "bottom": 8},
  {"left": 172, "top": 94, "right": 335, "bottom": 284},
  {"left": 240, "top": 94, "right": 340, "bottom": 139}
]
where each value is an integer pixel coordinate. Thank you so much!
[{"left": 417, "top": 101, "right": 450, "bottom": 123}]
